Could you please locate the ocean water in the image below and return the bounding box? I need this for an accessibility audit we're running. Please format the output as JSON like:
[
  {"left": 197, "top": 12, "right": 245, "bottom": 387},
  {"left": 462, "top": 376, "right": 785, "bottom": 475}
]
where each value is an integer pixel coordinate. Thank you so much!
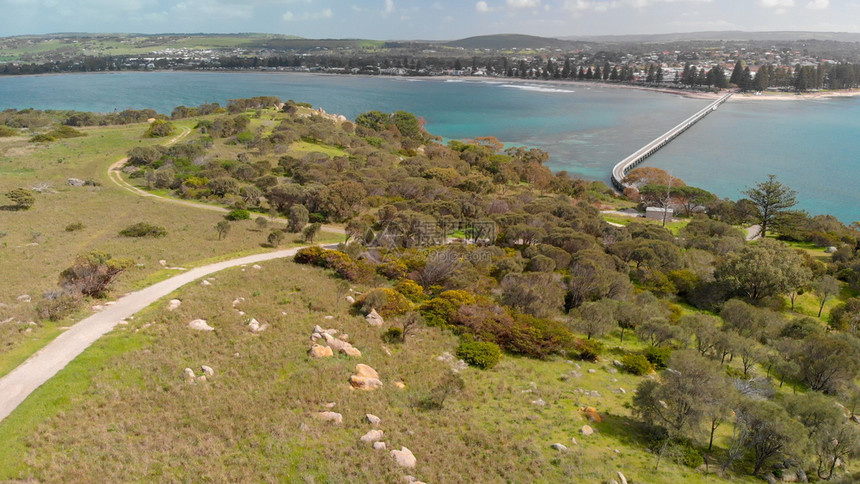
[{"left": 0, "top": 71, "right": 857, "bottom": 223}]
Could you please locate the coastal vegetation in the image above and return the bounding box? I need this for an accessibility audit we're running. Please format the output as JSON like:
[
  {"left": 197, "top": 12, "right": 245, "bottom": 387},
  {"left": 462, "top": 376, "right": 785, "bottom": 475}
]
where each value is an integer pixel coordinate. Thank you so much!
[{"left": 0, "top": 96, "right": 859, "bottom": 482}]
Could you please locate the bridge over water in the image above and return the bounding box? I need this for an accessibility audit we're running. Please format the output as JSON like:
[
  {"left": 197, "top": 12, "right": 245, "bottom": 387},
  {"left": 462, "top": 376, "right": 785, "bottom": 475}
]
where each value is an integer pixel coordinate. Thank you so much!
[{"left": 611, "top": 92, "right": 733, "bottom": 190}]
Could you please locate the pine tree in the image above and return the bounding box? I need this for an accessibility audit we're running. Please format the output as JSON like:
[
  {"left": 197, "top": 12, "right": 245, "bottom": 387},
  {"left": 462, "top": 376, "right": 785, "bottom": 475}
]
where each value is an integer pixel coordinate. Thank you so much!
[
  {"left": 740, "top": 66, "right": 753, "bottom": 91},
  {"left": 603, "top": 61, "right": 611, "bottom": 80},
  {"left": 562, "top": 58, "right": 571, "bottom": 79},
  {"left": 656, "top": 67, "right": 664, "bottom": 83},
  {"left": 730, "top": 60, "right": 744, "bottom": 85}
]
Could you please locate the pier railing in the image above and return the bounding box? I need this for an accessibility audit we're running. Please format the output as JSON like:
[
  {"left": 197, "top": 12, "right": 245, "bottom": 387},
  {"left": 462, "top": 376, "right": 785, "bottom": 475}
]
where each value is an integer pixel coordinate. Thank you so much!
[{"left": 611, "top": 92, "right": 733, "bottom": 190}]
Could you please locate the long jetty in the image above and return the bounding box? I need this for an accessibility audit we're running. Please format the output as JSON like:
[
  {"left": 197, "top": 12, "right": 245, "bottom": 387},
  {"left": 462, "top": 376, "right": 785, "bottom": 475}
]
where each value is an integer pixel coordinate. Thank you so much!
[{"left": 611, "top": 92, "right": 733, "bottom": 190}]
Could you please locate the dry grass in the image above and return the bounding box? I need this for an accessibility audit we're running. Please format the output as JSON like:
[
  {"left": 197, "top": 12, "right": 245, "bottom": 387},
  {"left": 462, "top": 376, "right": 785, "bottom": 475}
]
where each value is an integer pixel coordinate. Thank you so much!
[{"left": 0, "top": 260, "right": 760, "bottom": 483}]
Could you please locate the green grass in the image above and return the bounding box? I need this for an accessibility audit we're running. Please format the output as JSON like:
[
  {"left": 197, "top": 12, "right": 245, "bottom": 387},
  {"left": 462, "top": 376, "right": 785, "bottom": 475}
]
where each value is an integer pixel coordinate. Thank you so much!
[
  {"left": 289, "top": 140, "right": 348, "bottom": 158},
  {"left": 601, "top": 214, "right": 689, "bottom": 234},
  {"left": 0, "top": 259, "right": 763, "bottom": 483}
]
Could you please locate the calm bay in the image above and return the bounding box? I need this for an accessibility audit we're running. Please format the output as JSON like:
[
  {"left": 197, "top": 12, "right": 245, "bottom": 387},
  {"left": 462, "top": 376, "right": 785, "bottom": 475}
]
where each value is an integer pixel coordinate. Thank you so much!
[{"left": 0, "top": 71, "right": 856, "bottom": 223}]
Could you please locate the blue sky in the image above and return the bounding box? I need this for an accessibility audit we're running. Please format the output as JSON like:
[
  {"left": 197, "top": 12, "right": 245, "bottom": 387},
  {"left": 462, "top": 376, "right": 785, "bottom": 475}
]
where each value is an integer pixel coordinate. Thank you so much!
[{"left": 0, "top": 0, "right": 856, "bottom": 39}]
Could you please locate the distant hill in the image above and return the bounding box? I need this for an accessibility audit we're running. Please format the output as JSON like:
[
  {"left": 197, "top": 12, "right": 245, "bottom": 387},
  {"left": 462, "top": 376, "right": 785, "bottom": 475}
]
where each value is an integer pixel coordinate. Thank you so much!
[
  {"left": 444, "top": 34, "right": 581, "bottom": 50},
  {"left": 563, "top": 31, "right": 860, "bottom": 43}
]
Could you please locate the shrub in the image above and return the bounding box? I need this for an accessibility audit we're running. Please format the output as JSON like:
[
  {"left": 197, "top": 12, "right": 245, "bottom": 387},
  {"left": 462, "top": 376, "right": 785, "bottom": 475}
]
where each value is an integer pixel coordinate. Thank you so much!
[
  {"left": 226, "top": 209, "right": 251, "bottom": 221},
  {"left": 382, "top": 327, "right": 404, "bottom": 344},
  {"left": 294, "top": 246, "right": 326, "bottom": 265},
  {"left": 65, "top": 222, "right": 85, "bottom": 232},
  {"left": 677, "top": 441, "right": 704, "bottom": 468},
  {"left": 360, "top": 288, "right": 413, "bottom": 317},
  {"left": 119, "top": 222, "right": 167, "bottom": 238},
  {"left": 145, "top": 119, "right": 174, "bottom": 138},
  {"left": 644, "top": 346, "right": 672, "bottom": 370},
  {"left": 575, "top": 339, "right": 605, "bottom": 362},
  {"left": 59, "top": 251, "right": 134, "bottom": 297},
  {"left": 395, "top": 279, "right": 425, "bottom": 302},
  {"left": 418, "top": 297, "right": 459, "bottom": 327},
  {"left": 456, "top": 340, "right": 502, "bottom": 369},
  {"left": 0, "top": 125, "right": 18, "bottom": 137},
  {"left": 377, "top": 260, "right": 409, "bottom": 280},
  {"left": 621, "top": 354, "right": 654, "bottom": 375},
  {"left": 416, "top": 372, "right": 465, "bottom": 411},
  {"left": 36, "top": 290, "right": 82, "bottom": 321},
  {"left": 5, "top": 188, "right": 35, "bottom": 210},
  {"left": 267, "top": 229, "right": 285, "bottom": 247}
]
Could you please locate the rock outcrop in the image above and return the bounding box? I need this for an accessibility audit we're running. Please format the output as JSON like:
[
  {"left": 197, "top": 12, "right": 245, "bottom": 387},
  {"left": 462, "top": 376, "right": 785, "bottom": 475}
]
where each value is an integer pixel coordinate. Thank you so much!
[
  {"left": 188, "top": 319, "right": 214, "bottom": 331},
  {"left": 390, "top": 446, "right": 417, "bottom": 468},
  {"left": 350, "top": 364, "right": 383, "bottom": 390}
]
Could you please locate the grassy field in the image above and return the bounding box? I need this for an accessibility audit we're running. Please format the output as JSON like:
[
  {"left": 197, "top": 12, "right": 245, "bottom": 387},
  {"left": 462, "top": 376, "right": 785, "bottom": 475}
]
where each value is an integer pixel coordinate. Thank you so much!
[
  {"left": 0, "top": 259, "right": 762, "bottom": 483},
  {"left": 0, "top": 121, "right": 346, "bottom": 379}
]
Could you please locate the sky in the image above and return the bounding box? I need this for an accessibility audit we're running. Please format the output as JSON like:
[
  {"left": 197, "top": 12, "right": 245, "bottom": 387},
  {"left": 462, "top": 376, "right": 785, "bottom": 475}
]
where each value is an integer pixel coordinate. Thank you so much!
[{"left": 0, "top": 0, "right": 858, "bottom": 40}]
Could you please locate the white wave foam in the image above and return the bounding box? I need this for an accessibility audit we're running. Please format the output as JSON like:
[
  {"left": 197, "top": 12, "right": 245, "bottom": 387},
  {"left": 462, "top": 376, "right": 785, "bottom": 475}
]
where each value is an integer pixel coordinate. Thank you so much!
[{"left": 500, "top": 84, "right": 574, "bottom": 94}]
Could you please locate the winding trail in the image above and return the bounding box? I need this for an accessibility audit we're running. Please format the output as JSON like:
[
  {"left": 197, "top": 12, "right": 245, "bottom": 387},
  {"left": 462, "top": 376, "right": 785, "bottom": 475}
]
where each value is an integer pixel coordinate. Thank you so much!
[
  {"left": 0, "top": 127, "right": 348, "bottom": 424},
  {"left": 0, "top": 244, "right": 336, "bottom": 424}
]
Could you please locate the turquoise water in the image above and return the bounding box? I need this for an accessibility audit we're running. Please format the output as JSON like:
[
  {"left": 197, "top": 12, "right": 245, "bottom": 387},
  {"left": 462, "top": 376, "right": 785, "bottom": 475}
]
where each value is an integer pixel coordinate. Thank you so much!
[{"left": 0, "top": 71, "right": 857, "bottom": 223}]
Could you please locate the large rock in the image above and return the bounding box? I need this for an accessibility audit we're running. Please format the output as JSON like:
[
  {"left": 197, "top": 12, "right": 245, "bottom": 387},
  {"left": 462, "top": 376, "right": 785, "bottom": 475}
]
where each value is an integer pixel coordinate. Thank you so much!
[
  {"left": 360, "top": 429, "right": 384, "bottom": 443},
  {"left": 581, "top": 425, "right": 594, "bottom": 436},
  {"left": 315, "top": 411, "right": 343, "bottom": 424},
  {"left": 183, "top": 368, "right": 195, "bottom": 380},
  {"left": 350, "top": 364, "right": 383, "bottom": 390},
  {"left": 67, "top": 178, "right": 86, "bottom": 187},
  {"left": 201, "top": 365, "right": 214, "bottom": 377},
  {"left": 16, "top": 294, "right": 31, "bottom": 303},
  {"left": 366, "top": 414, "right": 382, "bottom": 426},
  {"left": 390, "top": 446, "right": 417, "bottom": 468},
  {"left": 188, "top": 319, "right": 214, "bottom": 331},
  {"left": 167, "top": 299, "right": 181, "bottom": 311},
  {"left": 366, "top": 308, "right": 385, "bottom": 327},
  {"left": 550, "top": 443, "right": 568, "bottom": 451},
  {"left": 345, "top": 295, "right": 356, "bottom": 304},
  {"left": 309, "top": 345, "right": 334, "bottom": 358},
  {"left": 341, "top": 346, "right": 362, "bottom": 358},
  {"left": 373, "top": 441, "right": 387, "bottom": 450},
  {"left": 617, "top": 471, "right": 628, "bottom": 484},
  {"left": 247, "top": 318, "right": 269, "bottom": 333}
]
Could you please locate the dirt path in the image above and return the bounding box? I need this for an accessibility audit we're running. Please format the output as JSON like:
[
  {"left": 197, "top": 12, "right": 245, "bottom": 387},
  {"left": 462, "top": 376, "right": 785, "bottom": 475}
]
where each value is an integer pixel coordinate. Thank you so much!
[{"left": 0, "top": 244, "right": 338, "bottom": 424}]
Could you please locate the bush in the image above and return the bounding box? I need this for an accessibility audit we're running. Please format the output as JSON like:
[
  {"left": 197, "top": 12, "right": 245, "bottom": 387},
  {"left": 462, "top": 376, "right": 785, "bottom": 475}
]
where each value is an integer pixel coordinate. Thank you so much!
[
  {"left": 416, "top": 372, "right": 465, "bottom": 410},
  {"left": 621, "top": 354, "right": 654, "bottom": 375},
  {"left": 360, "top": 288, "right": 413, "bottom": 317},
  {"left": 382, "top": 327, "right": 404, "bottom": 344},
  {"left": 294, "top": 246, "right": 326, "bottom": 265},
  {"left": 456, "top": 340, "right": 502, "bottom": 369},
  {"left": 5, "top": 188, "right": 35, "bottom": 210},
  {"left": 119, "top": 222, "right": 167, "bottom": 238},
  {"left": 226, "top": 209, "right": 251, "bottom": 221},
  {"left": 65, "top": 222, "right": 85, "bottom": 232},
  {"left": 59, "top": 251, "right": 134, "bottom": 297},
  {"left": 395, "top": 279, "right": 425, "bottom": 302},
  {"left": 576, "top": 339, "right": 605, "bottom": 362},
  {"left": 644, "top": 346, "right": 672, "bottom": 370},
  {"left": 0, "top": 125, "right": 18, "bottom": 137},
  {"left": 145, "top": 119, "right": 174, "bottom": 138},
  {"left": 36, "top": 290, "right": 82, "bottom": 321},
  {"left": 677, "top": 442, "right": 704, "bottom": 468}
]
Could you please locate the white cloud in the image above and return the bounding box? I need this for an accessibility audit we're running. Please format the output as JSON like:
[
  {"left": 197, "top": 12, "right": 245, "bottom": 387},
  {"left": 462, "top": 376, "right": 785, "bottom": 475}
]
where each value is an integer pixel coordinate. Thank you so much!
[
  {"left": 506, "top": 0, "right": 541, "bottom": 8},
  {"left": 759, "top": 0, "right": 794, "bottom": 7},
  {"left": 282, "top": 7, "right": 332, "bottom": 22},
  {"left": 476, "top": 1, "right": 492, "bottom": 12},
  {"left": 807, "top": 0, "right": 829, "bottom": 9},
  {"left": 383, "top": 0, "right": 395, "bottom": 14}
]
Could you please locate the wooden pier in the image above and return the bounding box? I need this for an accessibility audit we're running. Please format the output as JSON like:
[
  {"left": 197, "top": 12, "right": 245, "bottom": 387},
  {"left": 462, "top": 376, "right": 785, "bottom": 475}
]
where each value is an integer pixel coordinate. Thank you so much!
[{"left": 611, "top": 92, "right": 733, "bottom": 190}]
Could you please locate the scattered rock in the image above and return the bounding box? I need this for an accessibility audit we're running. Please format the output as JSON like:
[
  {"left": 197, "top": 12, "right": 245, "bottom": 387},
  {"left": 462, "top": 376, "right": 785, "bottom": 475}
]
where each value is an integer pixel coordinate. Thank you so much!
[
  {"left": 581, "top": 425, "right": 594, "bottom": 436},
  {"left": 299, "top": 423, "right": 310, "bottom": 433},
  {"left": 315, "top": 411, "right": 343, "bottom": 424},
  {"left": 437, "top": 352, "right": 455, "bottom": 363},
  {"left": 587, "top": 369, "right": 597, "bottom": 374},
  {"left": 366, "top": 414, "right": 382, "bottom": 426},
  {"left": 373, "top": 441, "right": 387, "bottom": 450},
  {"left": 92, "top": 304, "right": 105, "bottom": 311},
  {"left": 16, "top": 294, "right": 31, "bottom": 303},
  {"left": 366, "top": 308, "right": 385, "bottom": 327},
  {"left": 341, "top": 346, "right": 362, "bottom": 358},
  {"left": 531, "top": 398, "right": 547, "bottom": 406},
  {"left": 570, "top": 437, "right": 577, "bottom": 445},
  {"left": 183, "top": 368, "right": 195, "bottom": 380},
  {"left": 188, "top": 319, "right": 214, "bottom": 331},
  {"left": 201, "top": 365, "right": 214, "bottom": 377},
  {"left": 67, "top": 178, "right": 86, "bottom": 187},
  {"left": 309, "top": 345, "right": 334, "bottom": 358},
  {"left": 451, "top": 360, "right": 469, "bottom": 372},
  {"left": 580, "top": 407, "right": 602, "bottom": 423},
  {"left": 197, "top": 375, "right": 207, "bottom": 383},
  {"left": 252, "top": 264, "right": 262, "bottom": 270},
  {"left": 393, "top": 381, "right": 406, "bottom": 389},
  {"left": 825, "top": 246, "right": 838, "bottom": 254},
  {"left": 167, "top": 299, "right": 181, "bottom": 311},
  {"left": 345, "top": 295, "right": 356, "bottom": 304},
  {"left": 247, "top": 318, "right": 269, "bottom": 333},
  {"left": 613, "top": 360, "right": 623, "bottom": 367},
  {"left": 324, "top": 315, "right": 334, "bottom": 320},
  {"left": 551, "top": 443, "right": 568, "bottom": 451},
  {"left": 360, "top": 429, "right": 384, "bottom": 443},
  {"left": 390, "top": 446, "right": 417, "bottom": 468},
  {"left": 617, "top": 471, "right": 628, "bottom": 484},
  {"left": 350, "top": 364, "right": 383, "bottom": 390},
  {"left": 608, "top": 368, "right": 618, "bottom": 374},
  {"left": 618, "top": 388, "right": 626, "bottom": 394},
  {"left": 200, "top": 280, "right": 212, "bottom": 286},
  {"left": 232, "top": 297, "right": 245, "bottom": 307}
]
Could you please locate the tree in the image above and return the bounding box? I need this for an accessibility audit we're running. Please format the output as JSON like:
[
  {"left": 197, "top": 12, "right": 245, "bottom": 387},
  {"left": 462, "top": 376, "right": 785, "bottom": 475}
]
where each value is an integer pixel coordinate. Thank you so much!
[
  {"left": 726, "top": 399, "right": 808, "bottom": 476},
  {"left": 633, "top": 351, "right": 726, "bottom": 469},
  {"left": 784, "top": 392, "right": 860, "bottom": 480},
  {"left": 830, "top": 297, "right": 860, "bottom": 333},
  {"left": 794, "top": 333, "right": 860, "bottom": 393},
  {"left": 215, "top": 220, "right": 231, "bottom": 240},
  {"left": 145, "top": 119, "right": 174, "bottom": 138},
  {"left": 743, "top": 175, "right": 798, "bottom": 237},
  {"left": 571, "top": 299, "right": 617, "bottom": 340},
  {"left": 716, "top": 239, "right": 811, "bottom": 300},
  {"left": 59, "top": 251, "right": 134, "bottom": 298},
  {"left": 288, "top": 204, "right": 309, "bottom": 233},
  {"left": 501, "top": 272, "right": 565, "bottom": 318},
  {"left": 812, "top": 275, "right": 840, "bottom": 317},
  {"left": 267, "top": 229, "right": 285, "bottom": 247},
  {"left": 5, "top": 187, "right": 35, "bottom": 210},
  {"left": 730, "top": 60, "right": 744, "bottom": 85},
  {"left": 302, "top": 222, "right": 322, "bottom": 243}
]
